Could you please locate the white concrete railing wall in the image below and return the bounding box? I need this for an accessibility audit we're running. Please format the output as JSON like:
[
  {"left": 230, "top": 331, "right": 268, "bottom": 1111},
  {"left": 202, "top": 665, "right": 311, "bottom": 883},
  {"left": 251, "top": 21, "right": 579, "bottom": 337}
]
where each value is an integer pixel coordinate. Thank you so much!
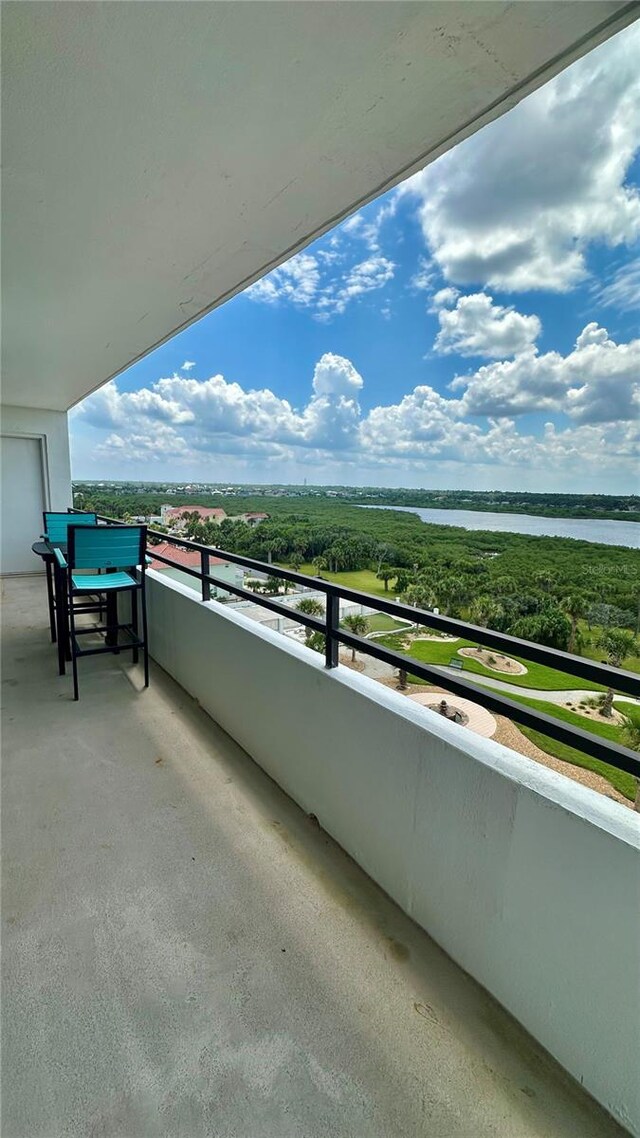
[{"left": 144, "top": 571, "right": 640, "bottom": 1136}]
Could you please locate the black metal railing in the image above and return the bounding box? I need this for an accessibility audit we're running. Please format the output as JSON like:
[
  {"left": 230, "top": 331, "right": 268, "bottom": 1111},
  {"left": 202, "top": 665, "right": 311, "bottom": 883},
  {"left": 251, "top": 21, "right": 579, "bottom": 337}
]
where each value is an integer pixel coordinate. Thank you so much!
[{"left": 69, "top": 509, "right": 640, "bottom": 779}]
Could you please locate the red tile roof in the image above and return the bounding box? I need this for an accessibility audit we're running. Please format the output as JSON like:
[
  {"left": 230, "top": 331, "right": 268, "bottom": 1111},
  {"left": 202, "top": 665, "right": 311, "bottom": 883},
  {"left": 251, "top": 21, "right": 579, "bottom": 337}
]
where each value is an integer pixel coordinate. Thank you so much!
[
  {"left": 148, "top": 542, "right": 231, "bottom": 571},
  {"left": 163, "top": 506, "right": 226, "bottom": 520}
]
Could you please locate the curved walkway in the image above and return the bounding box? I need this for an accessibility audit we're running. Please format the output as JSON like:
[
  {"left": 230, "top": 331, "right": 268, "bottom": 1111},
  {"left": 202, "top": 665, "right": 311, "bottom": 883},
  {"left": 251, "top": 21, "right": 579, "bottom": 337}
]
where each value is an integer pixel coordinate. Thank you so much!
[
  {"left": 434, "top": 666, "right": 640, "bottom": 706},
  {"left": 349, "top": 657, "right": 640, "bottom": 708}
]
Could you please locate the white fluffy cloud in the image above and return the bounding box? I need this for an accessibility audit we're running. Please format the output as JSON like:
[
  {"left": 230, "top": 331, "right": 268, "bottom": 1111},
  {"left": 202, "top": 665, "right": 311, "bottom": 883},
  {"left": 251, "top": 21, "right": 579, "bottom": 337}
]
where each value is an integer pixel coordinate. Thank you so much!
[
  {"left": 453, "top": 322, "right": 640, "bottom": 423},
  {"left": 312, "top": 353, "right": 363, "bottom": 396},
  {"left": 410, "top": 258, "right": 436, "bottom": 292},
  {"left": 433, "top": 292, "right": 541, "bottom": 358},
  {"left": 78, "top": 353, "right": 364, "bottom": 458},
  {"left": 74, "top": 341, "right": 639, "bottom": 483},
  {"left": 78, "top": 381, "right": 196, "bottom": 428},
  {"left": 314, "top": 255, "right": 395, "bottom": 320},
  {"left": 430, "top": 287, "right": 458, "bottom": 310},
  {"left": 245, "top": 252, "right": 321, "bottom": 309},
  {"left": 72, "top": 26, "right": 639, "bottom": 490},
  {"left": 95, "top": 422, "right": 198, "bottom": 465},
  {"left": 340, "top": 200, "right": 397, "bottom": 254},
  {"left": 399, "top": 26, "right": 640, "bottom": 291},
  {"left": 360, "top": 385, "right": 469, "bottom": 462},
  {"left": 245, "top": 249, "right": 395, "bottom": 321},
  {"left": 245, "top": 198, "right": 396, "bottom": 324}
]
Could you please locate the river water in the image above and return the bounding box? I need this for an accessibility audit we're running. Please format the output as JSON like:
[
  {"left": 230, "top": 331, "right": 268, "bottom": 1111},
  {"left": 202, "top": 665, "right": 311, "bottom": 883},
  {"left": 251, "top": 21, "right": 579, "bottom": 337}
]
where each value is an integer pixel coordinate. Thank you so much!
[{"left": 359, "top": 505, "right": 639, "bottom": 549}]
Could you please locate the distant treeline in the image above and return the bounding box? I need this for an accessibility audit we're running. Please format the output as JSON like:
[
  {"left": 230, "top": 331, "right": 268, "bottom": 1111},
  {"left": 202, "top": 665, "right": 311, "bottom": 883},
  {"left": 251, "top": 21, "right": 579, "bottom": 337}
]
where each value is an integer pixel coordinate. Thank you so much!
[
  {"left": 72, "top": 482, "right": 640, "bottom": 522},
  {"left": 73, "top": 487, "right": 640, "bottom": 652},
  {"left": 342, "top": 488, "right": 640, "bottom": 522}
]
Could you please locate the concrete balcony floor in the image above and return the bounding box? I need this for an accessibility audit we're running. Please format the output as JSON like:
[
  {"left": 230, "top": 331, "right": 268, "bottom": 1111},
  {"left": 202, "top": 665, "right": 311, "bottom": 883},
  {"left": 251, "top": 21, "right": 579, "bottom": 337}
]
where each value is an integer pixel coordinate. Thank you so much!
[{"left": 1, "top": 576, "right": 626, "bottom": 1138}]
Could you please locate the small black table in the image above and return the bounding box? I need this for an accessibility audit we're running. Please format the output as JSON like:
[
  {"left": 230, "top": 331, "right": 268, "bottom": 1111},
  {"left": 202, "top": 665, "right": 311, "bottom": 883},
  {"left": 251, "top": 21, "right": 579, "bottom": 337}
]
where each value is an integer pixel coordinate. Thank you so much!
[{"left": 32, "top": 539, "right": 62, "bottom": 641}]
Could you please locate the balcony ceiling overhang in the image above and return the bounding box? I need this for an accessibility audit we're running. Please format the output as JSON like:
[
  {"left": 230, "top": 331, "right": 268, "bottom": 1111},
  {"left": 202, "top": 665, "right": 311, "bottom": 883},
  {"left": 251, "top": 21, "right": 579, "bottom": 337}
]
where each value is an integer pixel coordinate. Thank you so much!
[{"left": 2, "top": 1, "right": 638, "bottom": 411}]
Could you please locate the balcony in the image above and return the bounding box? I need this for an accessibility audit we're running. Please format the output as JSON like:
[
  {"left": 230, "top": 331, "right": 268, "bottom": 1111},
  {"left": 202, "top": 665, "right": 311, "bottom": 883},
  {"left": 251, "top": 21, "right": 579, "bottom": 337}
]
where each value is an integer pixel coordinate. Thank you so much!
[
  {"left": 3, "top": 571, "right": 637, "bottom": 1137},
  {"left": 4, "top": 5, "right": 640, "bottom": 1133}
]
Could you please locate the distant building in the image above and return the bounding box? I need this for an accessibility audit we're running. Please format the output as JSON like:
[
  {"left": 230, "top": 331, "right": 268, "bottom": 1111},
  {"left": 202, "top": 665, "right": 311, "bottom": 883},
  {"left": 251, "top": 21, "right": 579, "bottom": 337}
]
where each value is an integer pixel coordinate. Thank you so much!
[
  {"left": 160, "top": 505, "right": 227, "bottom": 530},
  {"left": 240, "top": 512, "right": 269, "bottom": 527},
  {"left": 148, "top": 542, "right": 243, "bottom": 598}
]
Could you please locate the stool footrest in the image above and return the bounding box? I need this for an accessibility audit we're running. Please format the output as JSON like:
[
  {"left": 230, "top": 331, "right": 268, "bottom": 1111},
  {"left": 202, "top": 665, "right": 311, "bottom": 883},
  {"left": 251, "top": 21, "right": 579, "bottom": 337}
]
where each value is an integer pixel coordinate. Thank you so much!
[{"left": 72, "top": 622, "right": 144, "bottom": 658}]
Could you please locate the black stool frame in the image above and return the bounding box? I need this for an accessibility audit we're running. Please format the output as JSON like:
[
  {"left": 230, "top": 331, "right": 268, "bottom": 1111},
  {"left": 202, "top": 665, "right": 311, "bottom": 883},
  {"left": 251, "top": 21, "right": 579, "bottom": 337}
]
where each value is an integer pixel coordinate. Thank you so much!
[{"left": 63, "top": 524, "right": 149, "bottom": 701}]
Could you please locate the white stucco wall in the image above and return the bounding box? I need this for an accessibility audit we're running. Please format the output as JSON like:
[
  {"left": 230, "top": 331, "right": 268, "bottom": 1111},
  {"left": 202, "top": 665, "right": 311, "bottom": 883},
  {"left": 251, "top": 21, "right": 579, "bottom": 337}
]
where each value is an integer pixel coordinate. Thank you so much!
[
  {"left": 1, "top": 405, "right": 71, "bottom": 507},
  {"left": 1, "top": 405, "right": 72, "bottom": 573},
  {"left": 143, "top": 571, "right": 640, "bottom": 1135}
]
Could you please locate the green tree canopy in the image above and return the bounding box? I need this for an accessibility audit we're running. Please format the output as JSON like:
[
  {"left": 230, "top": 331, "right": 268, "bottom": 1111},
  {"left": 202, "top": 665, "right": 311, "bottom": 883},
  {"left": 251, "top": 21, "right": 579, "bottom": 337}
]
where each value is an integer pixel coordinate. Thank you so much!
[{"left": 599, "top": 628, "right": 638, "bottom": 667}]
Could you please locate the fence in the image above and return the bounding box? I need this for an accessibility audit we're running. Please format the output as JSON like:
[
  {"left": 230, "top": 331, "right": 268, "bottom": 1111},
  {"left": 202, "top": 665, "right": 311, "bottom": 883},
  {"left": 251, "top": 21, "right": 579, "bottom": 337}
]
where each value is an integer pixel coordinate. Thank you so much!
[{"left": 69, "top": 510, "right": 640, "bottom": 779}]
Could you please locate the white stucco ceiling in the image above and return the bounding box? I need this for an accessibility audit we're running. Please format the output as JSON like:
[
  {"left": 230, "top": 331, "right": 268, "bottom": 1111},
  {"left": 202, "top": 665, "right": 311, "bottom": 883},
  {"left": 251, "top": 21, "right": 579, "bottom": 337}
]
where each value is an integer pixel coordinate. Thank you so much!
[{"left": 2, "top": 1, "right": 637, "bottom": 411}]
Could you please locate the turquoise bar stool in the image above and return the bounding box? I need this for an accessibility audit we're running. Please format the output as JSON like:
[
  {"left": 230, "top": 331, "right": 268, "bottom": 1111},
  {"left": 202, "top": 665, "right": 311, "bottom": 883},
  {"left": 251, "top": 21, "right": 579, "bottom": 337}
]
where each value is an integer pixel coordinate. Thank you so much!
[
  {"left": 54, "top": 524, "right": 149, "bottom": 701},
  {"left": 43, "top": 511, "right": 97, "bottom": 544},
  {"left": 40, "top": 511, "right": 98, "bottom": 643}
]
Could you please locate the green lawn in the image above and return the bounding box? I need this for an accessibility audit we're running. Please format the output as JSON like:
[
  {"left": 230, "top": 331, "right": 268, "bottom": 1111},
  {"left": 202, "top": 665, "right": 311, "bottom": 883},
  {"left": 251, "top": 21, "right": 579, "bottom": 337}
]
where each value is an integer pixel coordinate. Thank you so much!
[
  {"left": 289, "top": 564, "right": 636, "bottom": 694},
  {"left": 471, "top": 686, "right": 637, "bottom": 799},
  {"left": 376, "top": 632, "right": 605, "bottom": 692},
  {"left": 618, "top": 701, "right": 640, "bottom": 728},
  {"left": 287, "top": 567, "right": 638, "bottom": 797},
  {"left": 374, "top": 630, "right": 637, "bottom": 797},
  {"left": 517, "top": 727, "right": 636, "bottom": 800},
  {"left": 476, "top": 687, "right": 622, "bottom": 741},
  {"left": 292, "top": 564, "right": 400, "bottom": 599},
  {"left": 362, "top": 613, "right": 411, "bottom": 633}
]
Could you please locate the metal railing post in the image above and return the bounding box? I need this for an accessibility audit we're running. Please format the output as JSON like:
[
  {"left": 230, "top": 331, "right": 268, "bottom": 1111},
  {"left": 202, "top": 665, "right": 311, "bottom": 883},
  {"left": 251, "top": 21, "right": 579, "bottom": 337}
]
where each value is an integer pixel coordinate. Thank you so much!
[
  {"left": 325, "top": 591, "right": 339, "bottom": 669},
  {"left": 200, "top": 550, "right": 211, "bottom": 602}
]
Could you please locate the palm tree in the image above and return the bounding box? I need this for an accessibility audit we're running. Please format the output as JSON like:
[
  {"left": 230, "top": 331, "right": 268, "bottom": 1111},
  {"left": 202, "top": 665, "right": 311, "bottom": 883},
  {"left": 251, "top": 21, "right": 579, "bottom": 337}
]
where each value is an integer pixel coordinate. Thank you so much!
[
  {"left": 493, "top": 574, "right": 517, "bottom": 596},
  {"left": 438, "top": 574, "right": 468, "bottom": 617},
  {"left": 469, "top": 595, "right": 503, "bottom": 630},
  {"left": 534, "top": 569, "right": 557, "bottom": 594},
  {"left": 342, "top": 613, "right": 369, "bottom": 661},
  {"left": 403, "top": 580, "right": 438, "bottom": 611},
  {"left": 562, "top": 593, "right": 586, "bottom": 654},
  {"left": 307, "top": 632, "right": 326, "bottom": 656},
  {"left": 599, "top": 628, "right": 637, "bottom": 667},
  {"left": 296, "top": 597, "right": 324, "bottom": 643},
  {"left": 393, "top": 568, "right": 412, "bottom": 594},
  {"left": 376, "top": 565, "right": 395, "bottom": 592},
  {"left": 264, "top": 536, "right": 285, "bottom": 565},
  {"left": 619, "top": 715, "right": 640, "bottom": 812}
]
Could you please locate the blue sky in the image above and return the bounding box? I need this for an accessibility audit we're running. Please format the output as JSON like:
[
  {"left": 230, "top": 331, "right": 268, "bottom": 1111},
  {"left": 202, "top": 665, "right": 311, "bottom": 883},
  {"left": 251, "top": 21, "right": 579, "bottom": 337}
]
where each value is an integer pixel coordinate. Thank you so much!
[{"left": 71, "top": 24, "right": 640, "bottom": 493}]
